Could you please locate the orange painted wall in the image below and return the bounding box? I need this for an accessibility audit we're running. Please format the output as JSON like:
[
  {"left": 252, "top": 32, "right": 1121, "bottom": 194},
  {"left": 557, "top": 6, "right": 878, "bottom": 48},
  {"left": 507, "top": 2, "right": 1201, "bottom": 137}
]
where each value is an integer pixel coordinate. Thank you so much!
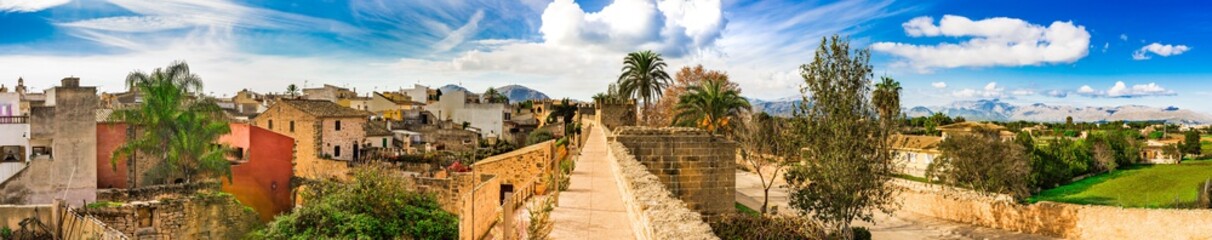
[
  {"left": 219, "top": 123, "right": 295, "bottom": 221},
  {"left": 96, "top": 123, "right": 129, "bottom": 189}
]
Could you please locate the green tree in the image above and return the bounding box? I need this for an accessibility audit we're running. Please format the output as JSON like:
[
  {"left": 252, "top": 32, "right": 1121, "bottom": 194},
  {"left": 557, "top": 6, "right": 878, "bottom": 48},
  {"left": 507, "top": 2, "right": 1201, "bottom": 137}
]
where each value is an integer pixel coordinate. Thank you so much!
[
  {"left": 1183, "top": 131, "right": 1202, "bottom": 157},
  {"left": 930, "top": 129, "right": 1032, "bottom": 199},
  {"left": 672, "top": 78, "right": 751, "bottom": 135},
  {"left": 484, "top": 87, "right": 509, "bottom": 104},
  {"left": 617, "top": 50, "right": 672, "bottom": 123},
  {"left": 286, "top": 84, "right": 299, "bottom": 97},
  {"left": 258, "top": 166, "right": 457, "bottom": 239},
  {"left": 783, "top": 36, "right": 899, "bottom": 238},
  {"left": 736, "top": 113, "right": 795, "bottom": 214},
  {"left": 109, "top": 61, "right": 232, "bottom": 184},
  {"left": 872, "top": 76, "right": 901, "bottom": 124},
  {"left": 545, "top": 98, "right": 579, "bottom": 139}
]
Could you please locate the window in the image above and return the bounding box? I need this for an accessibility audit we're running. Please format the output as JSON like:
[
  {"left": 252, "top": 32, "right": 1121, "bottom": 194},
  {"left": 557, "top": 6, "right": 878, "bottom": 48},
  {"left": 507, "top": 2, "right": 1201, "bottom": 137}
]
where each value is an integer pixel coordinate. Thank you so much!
[
  {"left": 289, "top": 121, "right": 295, "bottom": 132},
  {"left": 334, "top": 146, "right": 341, "bottom": 157},
  {"left": 382, "top": 138, "right": 388, "bottom": 148},
  {"left": 268, "top": 120, "right": 273, "bottom": 130},
  {"left": 335, "top": 120, "right": 342, "bottom": 131}
]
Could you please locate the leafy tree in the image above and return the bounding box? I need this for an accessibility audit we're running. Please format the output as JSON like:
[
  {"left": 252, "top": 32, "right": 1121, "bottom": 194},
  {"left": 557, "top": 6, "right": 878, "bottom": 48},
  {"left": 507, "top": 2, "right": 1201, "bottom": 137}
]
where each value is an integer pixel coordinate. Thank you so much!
[
  {"left": 484, "top": 87, "right": 509, "bottom": 104},
  {"left": 930, "top": 129, "right": 1031, "bottom": 199},
  {"left": 736, "top": 113, "right": 794, "bottom": 214},
  {"left": 109, "top": 61, "right": 232, "bottom": 184},
  {"left": 783, "top": 36, "right": 899, "bottom": 238},
  {"left": 872, "top": 76, "right": 901, "bottom": 124},
  {"left": 1149, "top": 131, "right": 1165, "bottom": 140},
  {"left": 673, "top": 78, "right": 751, "bottom": 135},
  {"left": 527, "top": 129, "right": 556, "bottom": 145},
  {"left": 258, "top": 166, "right": 457, "bottom": 239},
  {"left": 649, "top": 65, "right": 735, "bottom": 127},
  {"left": 1030, "top": 138, "right": 1091, "bottom": 189},
  {"left": 1183, "top": 131, "right": 1202, "bottom": 157},
  {"left": 617, "top": 50, "right": 672, "bottom": 123},
  {"left": 545, "top": 98, "right": 579, "bottom": 139},
  {"left": 286, "top": 84, "right": 299, "bottom": 97}
]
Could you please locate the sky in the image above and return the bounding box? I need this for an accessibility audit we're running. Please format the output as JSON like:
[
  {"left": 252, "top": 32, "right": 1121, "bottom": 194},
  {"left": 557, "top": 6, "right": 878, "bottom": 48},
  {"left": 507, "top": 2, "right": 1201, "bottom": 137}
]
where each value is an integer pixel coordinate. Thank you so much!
[{"left": 0, "top": 0, "right": 1209, "bottom": 112}]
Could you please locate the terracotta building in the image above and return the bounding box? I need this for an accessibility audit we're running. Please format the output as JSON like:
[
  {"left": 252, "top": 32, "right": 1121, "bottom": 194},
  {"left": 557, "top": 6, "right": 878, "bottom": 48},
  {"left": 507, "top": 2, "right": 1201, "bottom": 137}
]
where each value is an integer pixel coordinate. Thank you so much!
[{"left": 253, "top": 99, "right": 369, "bottom": 179}]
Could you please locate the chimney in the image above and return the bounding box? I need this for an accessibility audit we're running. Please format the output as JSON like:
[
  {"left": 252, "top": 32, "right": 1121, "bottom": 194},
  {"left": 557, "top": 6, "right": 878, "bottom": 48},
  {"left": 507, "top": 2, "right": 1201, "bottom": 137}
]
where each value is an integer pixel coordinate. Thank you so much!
[{"left": 61, "top": 77, "right": 80, "bottom": 88}]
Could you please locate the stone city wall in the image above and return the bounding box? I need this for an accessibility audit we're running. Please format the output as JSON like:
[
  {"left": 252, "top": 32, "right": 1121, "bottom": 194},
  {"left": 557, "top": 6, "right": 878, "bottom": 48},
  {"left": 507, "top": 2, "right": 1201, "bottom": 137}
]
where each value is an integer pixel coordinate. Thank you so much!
[
  {"left": 609, "top": 127, "right": 736, "bottom": 218},
  {"left": 96, "top": 182, "right": 220, "bottom": 202},
  {"left": 595, "top": 103, "right": 636, "bottom": 130},
  {"left": 607, "top": 141, "right": 718, "bottom": 240},
  {"left": 898, "top": 179, "right": 1212, "bottom": 239},
  {"left": 1, "top": 201, "right": 128, "bottom": 240},
  {"left": 472, "top": 140, "right": 554, "bottom": 186},
  {"left": 82, "top": 192, "right": 259, "bottom": 240},
  {"left": 459, "top": 174, "right": 501, "bottom": 240}
]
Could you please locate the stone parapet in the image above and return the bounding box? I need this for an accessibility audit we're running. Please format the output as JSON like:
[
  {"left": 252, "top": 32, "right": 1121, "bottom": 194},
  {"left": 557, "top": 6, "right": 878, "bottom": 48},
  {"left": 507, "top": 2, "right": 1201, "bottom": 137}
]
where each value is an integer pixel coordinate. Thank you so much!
[
  {"left": 607, "top": 141, "right": 718, "bottom": 240},
  {"left": 609, "top": 126, "right": 736, "bottom": 218}
]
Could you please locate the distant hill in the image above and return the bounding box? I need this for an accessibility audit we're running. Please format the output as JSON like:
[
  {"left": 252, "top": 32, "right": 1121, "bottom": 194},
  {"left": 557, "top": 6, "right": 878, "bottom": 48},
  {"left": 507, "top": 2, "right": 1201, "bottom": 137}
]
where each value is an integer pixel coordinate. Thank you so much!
[
  {"left": 753, "top": 98, "right": 1212, "bottom": 124},
  {"left": 906, "top": 99, "right": 1212, "bottom": 124},
  {"left": 495, "top": 85, "right": 550, "bottom": 103},
  {"left": 438, "top": 84, "right": 468, "bottom": 94}
]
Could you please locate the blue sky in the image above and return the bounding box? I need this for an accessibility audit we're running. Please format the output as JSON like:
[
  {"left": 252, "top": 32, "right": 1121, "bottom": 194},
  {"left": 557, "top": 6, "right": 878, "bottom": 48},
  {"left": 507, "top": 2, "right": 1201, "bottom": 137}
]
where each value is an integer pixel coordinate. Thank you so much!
[{"left": 0, "top": 0, "right": 1209, "bottom": 113}]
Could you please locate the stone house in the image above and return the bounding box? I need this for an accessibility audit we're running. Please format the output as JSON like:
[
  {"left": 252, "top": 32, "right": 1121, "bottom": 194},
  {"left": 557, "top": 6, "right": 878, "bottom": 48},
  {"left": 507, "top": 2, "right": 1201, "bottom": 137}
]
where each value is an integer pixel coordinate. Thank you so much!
[
  {"left": 0, "top": 91, "right": 30, "bottom": 185},
  {"left": 890, "top": 135, "right": 943, "bottom": 178},
  {"left": 938, "top": 122, "right": 1016, "bottom": 140},
  {"left": 370, "top": 92, "right": 424, "bottom": 121},
  {"left": 1, "top": 77, "right": 99, "bottom": 206},
  {"left": 399, "top": 84, "right": 441, "bottom": 104},
  {"left": 302, "top": 84, "right": 357, "bottom": 103},
  {"left": 424, "top": 90, "right": 506, "bottom": 139},
  {"left": 1142, "top": 138, "right": 1183, "bottom": 164},
  {"left": 338, "top": 96, "right": 371, "bottom": 111},
  {"left": 254, "top": 99, "right": 370, "bottom": 179}
]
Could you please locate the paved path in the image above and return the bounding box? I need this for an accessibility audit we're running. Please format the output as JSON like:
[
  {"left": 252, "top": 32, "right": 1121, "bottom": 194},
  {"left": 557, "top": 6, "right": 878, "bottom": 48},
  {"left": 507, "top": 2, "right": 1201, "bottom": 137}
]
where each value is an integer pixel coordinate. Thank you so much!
[
  {"left": 549, "top": 124, "right": 637, "bottom": 240},
  {"left": 735, "top": 170, "right": 1054, "bottom": 240}
]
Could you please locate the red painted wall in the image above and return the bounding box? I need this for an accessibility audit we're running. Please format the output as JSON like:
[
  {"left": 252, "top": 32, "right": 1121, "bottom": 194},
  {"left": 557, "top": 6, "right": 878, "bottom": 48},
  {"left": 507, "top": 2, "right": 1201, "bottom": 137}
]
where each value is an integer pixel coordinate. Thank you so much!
[
  {"left": 96, "top": 123, "right": 129, "bottom": 189},
  {"left": 220, "top": 123, "right": 295, "bottom": 221}
]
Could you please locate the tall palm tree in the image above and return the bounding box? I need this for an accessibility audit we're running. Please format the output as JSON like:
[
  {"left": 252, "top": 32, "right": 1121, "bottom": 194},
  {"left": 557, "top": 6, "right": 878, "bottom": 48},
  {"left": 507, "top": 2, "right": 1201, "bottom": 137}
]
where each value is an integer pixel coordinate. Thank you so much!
[
  {"left": 673, "top": 78, "right": 751, "bottom": 135},
  {"left": 872, "top": 76, "right": 902, "bottom": 123},
  {"left": 109, "top": 61, "right": 232, "bottom": 185},
  {"left": 483, "top": 87, "right": 508, "bottom": 103},
  {"left": 617, "top": 50, "right": 671, "bottom": 122}
]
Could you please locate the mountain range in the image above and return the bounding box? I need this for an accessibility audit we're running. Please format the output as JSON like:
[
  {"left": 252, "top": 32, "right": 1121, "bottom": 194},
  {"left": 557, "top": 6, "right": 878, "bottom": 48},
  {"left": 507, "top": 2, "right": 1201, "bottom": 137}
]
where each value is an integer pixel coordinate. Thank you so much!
[
  {"left": 751, "top": 98, "right": 1212, "bottom": 124},
  {"left": 437, "top": 84, "right": 550, "bottom": 103}
]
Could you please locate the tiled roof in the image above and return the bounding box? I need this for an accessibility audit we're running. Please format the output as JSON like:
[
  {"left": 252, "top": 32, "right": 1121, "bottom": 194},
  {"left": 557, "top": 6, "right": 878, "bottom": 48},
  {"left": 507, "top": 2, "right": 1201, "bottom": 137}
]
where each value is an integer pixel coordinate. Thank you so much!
[
  {"left": 938, "top": 122, "right": 1007, "bottom": 132},
  {"left": 279, "top": 99, "right": 370, "bottom": 118},
  {"left": 364, "top": 121, "right": 392, "bottom": 136}
]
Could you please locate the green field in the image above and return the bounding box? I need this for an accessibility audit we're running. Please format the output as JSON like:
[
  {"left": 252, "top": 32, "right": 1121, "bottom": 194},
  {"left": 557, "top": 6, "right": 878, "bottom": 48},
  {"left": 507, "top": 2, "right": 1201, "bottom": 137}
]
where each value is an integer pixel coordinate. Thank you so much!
[{"left": 1029, "top": 160, "right": 1212, "bottom": 208}]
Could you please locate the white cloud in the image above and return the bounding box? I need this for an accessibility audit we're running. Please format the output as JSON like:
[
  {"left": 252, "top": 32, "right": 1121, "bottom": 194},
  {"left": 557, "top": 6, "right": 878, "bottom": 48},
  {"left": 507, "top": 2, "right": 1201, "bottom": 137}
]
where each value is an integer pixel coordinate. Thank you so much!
[
  {"left": 952, "top": 82, "right": 1005, "bottom": 98},
  {"left": 432, "top": 10, "right": 486, "bottom": 53},
  {"left": 1120, "top": 34, "right": 1128, "bottom": 41},
  {"left": 931, "top": 81, "right": 947, "bottom": 88},
  {"left": 539, "top": 0, "right": 724, "bottom": 57},
  {"left": 1101, "top": 42, "right": 1109, "bottom": 53},
  {"left": 1076, "top": 81, "right": 1176, "bottom": 98},
  {"left": 1132, "top": 42, "right": 1190, "bottom": 60},
  {"left": 58, "top": 16, "right": 192, "bottom": 33},
  {"left": 1044, "top": 89, "right": 1068, "bottom": 98},
  {"left": 1011, "top": 89, "right": 1035, "bottom": 96},
  {"left": 871, "top": 15, "right": 1090, "bottom": 72},
  {"left": 0, "top": 0, "right": 69, "bottom": 12}
]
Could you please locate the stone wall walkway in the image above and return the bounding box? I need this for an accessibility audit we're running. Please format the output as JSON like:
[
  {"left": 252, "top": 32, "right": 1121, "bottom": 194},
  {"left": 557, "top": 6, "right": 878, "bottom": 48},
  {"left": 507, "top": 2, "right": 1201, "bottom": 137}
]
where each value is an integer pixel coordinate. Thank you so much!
[{"left": 549, "top": 124, "right": 637, "bottom": 240}]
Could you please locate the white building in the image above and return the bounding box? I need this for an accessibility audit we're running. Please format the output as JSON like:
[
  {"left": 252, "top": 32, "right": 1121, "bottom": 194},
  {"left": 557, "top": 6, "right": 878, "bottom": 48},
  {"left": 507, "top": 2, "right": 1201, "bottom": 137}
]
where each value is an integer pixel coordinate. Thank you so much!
[
  {"left": 0, "top": 92, "right": 30, "bottom": 184},
  {"left": 424, "top": 90, "right": 505, "bottom": 139}
]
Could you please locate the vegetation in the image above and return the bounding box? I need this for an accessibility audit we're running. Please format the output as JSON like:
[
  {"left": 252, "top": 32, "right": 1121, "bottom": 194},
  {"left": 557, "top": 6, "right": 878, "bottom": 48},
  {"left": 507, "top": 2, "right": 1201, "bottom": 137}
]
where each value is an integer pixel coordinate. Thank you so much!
[
  {"left": 108, "top": 61, "right": 233, "bottom": 185},
  {"left": 708, "top": 214, "right": 826, "bottom": 240},
  {"left": 672, "top": 77, "right": 751, "bottom": 135},
  {"left": 872, "top": 76, "right": 901, "bottom": 124},
  {"left": 483, "top": 87, "right": 509, "bottom": 104},
  {"left": 1183, "top": 131, "right": 1202, "bottom": 157},
  {"left": 783, "top": 35, "right": 898, "bottom": 238},
  {"left": 545, "top": 98, "right": 579, "bottom": 138},
  {"left": 1029, "top": 160, "right": 1212, "bottom": 208},
  {"left": 735, "top": 202, "right": 759, "bottom": 216},
  {"left": 257, "top": 166, "right": 457, "bottom": 239},
  {"left": 285, "top": 84, "right": 299, "bottom": 97},
  {"left": 86, "top": 201, "right": 124, "bottom": 209},
  {"left": 735, "top": 113, "right": 793, "bottom": 214},
  {"left": 525, "top": 196, "right": 555, "bottom": 240},
  {"left": 591, "top": 83, "right": 627, "bottom": 105},
  {"left": 617, "top": 50, "right": 672, "bottom": 123},
  {"left": 648, "top": 65, "right": 734, "bottom": 127},
  {"left": 930, "top": 129, "right": 1032, "bottom": 199},
  {"left": 527, "top": 129, "right": 555, "bottom": 145}
]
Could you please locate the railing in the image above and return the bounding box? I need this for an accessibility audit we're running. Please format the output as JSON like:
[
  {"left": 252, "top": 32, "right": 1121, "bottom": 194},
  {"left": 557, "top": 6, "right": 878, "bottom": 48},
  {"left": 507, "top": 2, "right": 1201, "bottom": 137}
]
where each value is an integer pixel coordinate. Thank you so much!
[{"left": 0, "top": 115, "right": 28, "bottom": 124}]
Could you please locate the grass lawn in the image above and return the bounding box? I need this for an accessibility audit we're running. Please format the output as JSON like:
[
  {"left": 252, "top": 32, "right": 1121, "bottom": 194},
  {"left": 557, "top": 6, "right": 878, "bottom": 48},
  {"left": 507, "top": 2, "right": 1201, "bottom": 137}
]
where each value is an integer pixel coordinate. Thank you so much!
[
  {"left": 1029, "top": 160, "right": 1212, "bottom": 208},
  {"left": 735, "top": 202, "right": 759, "bottom": 216}
]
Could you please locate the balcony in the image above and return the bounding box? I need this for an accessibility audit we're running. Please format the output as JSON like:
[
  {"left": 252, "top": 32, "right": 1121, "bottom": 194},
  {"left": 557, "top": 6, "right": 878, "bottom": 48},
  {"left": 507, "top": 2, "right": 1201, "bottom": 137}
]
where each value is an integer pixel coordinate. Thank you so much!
[{"left": 0, "top": 116, "right": 28, "bottom": 124}]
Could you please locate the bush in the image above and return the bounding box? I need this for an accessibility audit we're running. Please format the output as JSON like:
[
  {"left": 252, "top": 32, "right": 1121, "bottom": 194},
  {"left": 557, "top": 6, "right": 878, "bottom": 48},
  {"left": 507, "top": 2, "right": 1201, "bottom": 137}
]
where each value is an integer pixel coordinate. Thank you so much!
[
  {"left": 527, "top": 130, "right": 555, "bottom": 145},
  {"left": 256, "top": 166, "right": 457, "bottom": 239},
  {"left": 708, "top": 214, "right": 826, "bottom": 240},
  {"left": 931, "top": 129, "right": 1032, "bottom": 199},
  {"left": 1, "top": 226, "right": 11, "bottom": 239}
]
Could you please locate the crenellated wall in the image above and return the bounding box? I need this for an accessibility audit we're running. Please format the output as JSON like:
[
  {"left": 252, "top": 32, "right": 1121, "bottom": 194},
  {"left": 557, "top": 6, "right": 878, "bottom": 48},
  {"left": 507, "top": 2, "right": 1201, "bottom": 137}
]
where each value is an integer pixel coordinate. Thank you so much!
[
  {"left": 609, "top": 127, "right": 736, "bottom": 218},
  {"left": 606, "top": 140, "right": 718, "bottom": 240}
]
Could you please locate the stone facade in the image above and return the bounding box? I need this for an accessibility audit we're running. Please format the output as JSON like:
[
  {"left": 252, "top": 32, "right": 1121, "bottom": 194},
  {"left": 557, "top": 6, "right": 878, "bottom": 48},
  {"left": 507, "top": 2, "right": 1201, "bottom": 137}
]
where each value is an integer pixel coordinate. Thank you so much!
[
  {"left": 609, "top": 127, "right": 736, "bottom": 218},
  {"left": 4, "top": 77, "right": 99, "bottom": 206},
  {"left": 253, "top": 100, "right": 368, "bottom": 180},
  {"left": 607, "top": 141, "right": 718, "bottom": 240},
  {"left": 595, "top": 103, "right": 636, "bottom": 130},
  {"left": 897, "top": 179, "right": 1212, "bottom": 239},
  {"left": 83, "top": 193, "right": 259, "bottom": 240}
]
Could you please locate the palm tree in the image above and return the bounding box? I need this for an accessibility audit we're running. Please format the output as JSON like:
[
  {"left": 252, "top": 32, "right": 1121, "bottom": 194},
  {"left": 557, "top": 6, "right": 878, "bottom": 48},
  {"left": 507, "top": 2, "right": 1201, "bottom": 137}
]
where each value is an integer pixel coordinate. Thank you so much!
[
  {"left": 546, "top": 98, "right": 579, "bottom": 138},
  {"left": 617, "top": 50, "right": 671, "bottom": 122},
  {"left": 286, "top": 84, "right": 300, "bottom": 97},
  {"left": 673, "top": 78, "right": 751, "bottom": 135},
  {"left": 109, "top": 61, "right": 232, "bottom": 185},
  {"left": 484, "top": 87, "right": 508, "bottom": 104},
  {"left": 872, "top": 76, "right": 902, "bottom": 123}
]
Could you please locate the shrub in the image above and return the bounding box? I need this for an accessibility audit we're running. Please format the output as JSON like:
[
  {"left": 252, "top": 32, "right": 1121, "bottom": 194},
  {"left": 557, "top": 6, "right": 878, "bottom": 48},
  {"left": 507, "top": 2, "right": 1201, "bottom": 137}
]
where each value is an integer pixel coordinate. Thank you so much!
[
  {"left": 1, "top": 226, "right": 11, "bottom": 239},
  {"left": 829, "top": 227, "right": 871, "bottom": 240},
  {"left": 257, "top": 166, "right": 457, "bottom": 239},
  {"left": 708, "top": 214, "right": 826, "bottom": 240},
  {"left": 930, "top": 129, "right": 1031, "bottom": 199},
  {"left": 527, "top": 130, "right": 555, "bottom": 145}
]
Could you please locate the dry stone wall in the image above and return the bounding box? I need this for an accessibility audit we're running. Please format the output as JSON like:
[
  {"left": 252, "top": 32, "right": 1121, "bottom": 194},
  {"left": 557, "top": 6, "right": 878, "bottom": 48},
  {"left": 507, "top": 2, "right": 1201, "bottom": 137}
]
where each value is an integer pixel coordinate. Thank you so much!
[
  {"left": 609, "top": 127, "right": 736, "bottom": 218},
  {"left": 82, "top": 193, "right": 259, "bottom": 240},
  {"left": 898, "top": 179, "right": 1212, "bottom": 239},
  {"left": 607, "top": 141, "right": 718, "bottom": 240}
]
